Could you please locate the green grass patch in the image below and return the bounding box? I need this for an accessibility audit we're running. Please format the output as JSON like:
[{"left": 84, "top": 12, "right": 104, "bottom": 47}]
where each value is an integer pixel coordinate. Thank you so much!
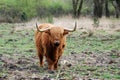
[{"left": 64, "top": 30, "right": 120, "bottom": 55}]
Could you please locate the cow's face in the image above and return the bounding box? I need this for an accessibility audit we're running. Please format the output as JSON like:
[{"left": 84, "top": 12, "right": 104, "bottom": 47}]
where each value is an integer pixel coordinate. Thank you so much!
[
  {"left": 45, "top": 27, "right": 68, "bottom": 47},
  {"left": 36, "top": 23, "right": 76, "bottom": 47}
]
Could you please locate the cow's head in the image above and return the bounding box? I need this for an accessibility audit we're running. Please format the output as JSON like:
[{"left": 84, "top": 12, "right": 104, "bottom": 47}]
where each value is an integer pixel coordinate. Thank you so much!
[{"left": 36, "top": 22, "right": 77, "bottom": 47}]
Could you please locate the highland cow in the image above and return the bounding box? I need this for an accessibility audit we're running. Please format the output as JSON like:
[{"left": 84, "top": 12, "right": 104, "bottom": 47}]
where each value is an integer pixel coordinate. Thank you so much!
[{"left": 34, "top": 23, "right": 76, "bottom": 70}]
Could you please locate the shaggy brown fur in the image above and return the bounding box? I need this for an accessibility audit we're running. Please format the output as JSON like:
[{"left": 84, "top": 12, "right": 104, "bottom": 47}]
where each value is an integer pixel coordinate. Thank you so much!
[{"left": 35, "top": 23, "right": 69, "bottom": 70}]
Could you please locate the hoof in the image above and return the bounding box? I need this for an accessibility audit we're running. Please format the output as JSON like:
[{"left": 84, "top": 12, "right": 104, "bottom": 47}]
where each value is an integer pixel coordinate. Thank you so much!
[{"left": 48, "top": 70, "right": 55, "bottom": 74}]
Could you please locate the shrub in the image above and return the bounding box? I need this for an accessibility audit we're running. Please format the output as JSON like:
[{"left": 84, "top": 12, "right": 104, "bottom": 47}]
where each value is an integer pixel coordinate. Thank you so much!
[
  {"left": 0, "top": 5, "right": 27, "bottom": 23},
  {"left": 0, "top": 0, "right": 72, "bottom": 22}
]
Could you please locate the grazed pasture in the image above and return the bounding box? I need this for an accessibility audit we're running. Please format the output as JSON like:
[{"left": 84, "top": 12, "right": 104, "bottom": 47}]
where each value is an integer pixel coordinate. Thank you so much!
[{"left": 0, "top": 17, "right": 120, "bottom": 80}]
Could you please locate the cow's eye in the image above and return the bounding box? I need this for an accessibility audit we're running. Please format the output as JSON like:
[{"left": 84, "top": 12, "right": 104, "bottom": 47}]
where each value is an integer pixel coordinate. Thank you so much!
[{"left": 62, "top": 44, "right": 65, "bottom": 48}]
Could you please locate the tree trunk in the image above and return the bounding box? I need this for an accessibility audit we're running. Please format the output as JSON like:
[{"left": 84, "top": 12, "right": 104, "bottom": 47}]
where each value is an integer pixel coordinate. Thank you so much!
[
  {"left": 93, "top": 0, "right": 98, "bottom": 17},
  {"left": 93, "top": 0, "right": 103, "bottom": 18},
  {"left": 116, "top": 0, "right": 120, "bottom": 11},
  {"left": 105, "top": 0, "right": 110, "bottom": 17},
  {"left": 72, "top": 0, "right": 83, "bottom": 18},
  {"left": 77, "top": 0, "right": 83, "bottom": 17},
  {"left": 112, "top": 1, "right": 119, "bottom": 18},
  {"left": 72, "top": 0, "right": 78, "bottom": 17}
]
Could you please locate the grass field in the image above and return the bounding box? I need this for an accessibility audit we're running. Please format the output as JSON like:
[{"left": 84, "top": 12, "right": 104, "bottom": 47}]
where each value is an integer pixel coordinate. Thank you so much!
[{"left": 0, "top": 17, "right": 120, "bottom": 80}]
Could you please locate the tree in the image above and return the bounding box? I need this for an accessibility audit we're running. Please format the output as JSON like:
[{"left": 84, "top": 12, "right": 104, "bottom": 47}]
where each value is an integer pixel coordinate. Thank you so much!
[
  {"left": 72, "top": 0, "right": 83, "bottom": 18},
  {"left": 116, "top": 0, "right": 120, "bottom": 11},
  {"left": 112, "top": 0, "right": 120, "bottom": 18},
  {"left": 105, "top": 0, "right": 110, "bottom": 17},
  {"left": 93, "top": 0, "right": 104, "bottom": 18}
]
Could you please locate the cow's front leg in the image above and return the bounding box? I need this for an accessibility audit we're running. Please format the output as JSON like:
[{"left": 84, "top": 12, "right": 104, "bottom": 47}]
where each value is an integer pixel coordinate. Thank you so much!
[
  {"left": 54, "top": 60, "right": 58, "bottom": 70},
  {"left": 48, "top": 64, "right": 54, "bottom": 70},
  {"left": 36, "top": 47, "right": 44, "bottom": 67},
  {"left": 47, "top": 59, "right": 56, "bottom": 74},
  {"left": 38, "top": 54, "right": 44, "bottom": 67},
  {"left": 46, "top": 57, "right": 54, "bottom": 70},
  {"left": 54, "top": 55, "right": 61, "bottom": 70}
]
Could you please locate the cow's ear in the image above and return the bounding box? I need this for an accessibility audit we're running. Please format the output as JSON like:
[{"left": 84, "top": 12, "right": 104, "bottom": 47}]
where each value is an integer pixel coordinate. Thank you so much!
[
  {"left": 45, "top": 30, "right": 51, "bottom": 35},
  {"left": 63, "top": 30, "right": 69, "bottom": 35}
]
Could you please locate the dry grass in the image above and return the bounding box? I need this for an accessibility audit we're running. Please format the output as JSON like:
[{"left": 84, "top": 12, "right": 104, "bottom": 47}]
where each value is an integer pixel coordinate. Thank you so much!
[{"left": 14, "top": 16, "right": 120, "bottom": 32}]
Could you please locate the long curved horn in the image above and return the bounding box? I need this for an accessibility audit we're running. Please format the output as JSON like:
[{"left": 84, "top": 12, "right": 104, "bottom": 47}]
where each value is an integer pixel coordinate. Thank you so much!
[
  {"left": 36, "top": 23, "right": 50, "bottom": 32},
  {"left": 64, "top": 22, "right": 77, "bottom": 32}
]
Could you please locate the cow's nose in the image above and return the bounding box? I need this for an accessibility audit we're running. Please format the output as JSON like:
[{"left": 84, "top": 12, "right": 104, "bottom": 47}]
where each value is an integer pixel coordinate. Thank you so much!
[{"left": 54, "top": 41, "right": 60, "bottom": 46}]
